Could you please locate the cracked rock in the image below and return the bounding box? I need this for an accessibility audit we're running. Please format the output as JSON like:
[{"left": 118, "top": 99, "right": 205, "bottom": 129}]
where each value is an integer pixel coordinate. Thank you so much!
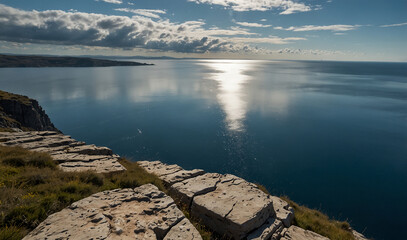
[
  {"left": 270, "top": 196, "right": 294, "bottom": 227},
  {"left": 0, "top": 131, "right": 125, "bottom": 173},
  {"left": 23, "top": 184, "right": 202, "bottom": 240}
]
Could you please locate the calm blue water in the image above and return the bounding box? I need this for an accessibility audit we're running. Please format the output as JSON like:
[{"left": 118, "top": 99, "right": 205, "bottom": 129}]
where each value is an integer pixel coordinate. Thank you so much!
[{"left": 1, "top": 60, "right": 407, "bottom": 239}]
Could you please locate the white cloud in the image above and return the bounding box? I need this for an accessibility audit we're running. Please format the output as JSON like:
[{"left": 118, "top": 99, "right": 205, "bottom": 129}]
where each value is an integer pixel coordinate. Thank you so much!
[
  {"left": 0, "top": 4, "right": 310, "bottom": 55},
  {"left": 273, "top": 48, "right": 345, "bottom": 55},
  {"left": 115, "top": 8, "right": 166, "bottom": 19},
  {"left": 227, "top": 36, "right": 306, "bottom": 44},
  {"left": 188, "top": 0, "right": 311, "bottom": 15},
  {"left": 380, "top": 22, "right": 407, "bottom": 27},
  {"left": 260, "top": 19, "right": 267, "bottom": 22},
  {"left": 202, "top": 26, "right": 258, "bottom": 36},
  {"left": 235, "top": 21, "right": 271, "bottom": 28},
  {"left": 0, "top": 4, "right": 284, "bottom": 54},
  {"left": 95, "top": 0, "right": 123, "bottom": 4},
  {"left": 275, "top": 24, "right": 359, "bottom": 32}
]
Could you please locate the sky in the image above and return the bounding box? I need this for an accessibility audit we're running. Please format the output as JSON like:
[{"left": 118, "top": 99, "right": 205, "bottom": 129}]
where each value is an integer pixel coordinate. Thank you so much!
[{"left": 0, "top": 0, "right": 406, "bottom": 61}]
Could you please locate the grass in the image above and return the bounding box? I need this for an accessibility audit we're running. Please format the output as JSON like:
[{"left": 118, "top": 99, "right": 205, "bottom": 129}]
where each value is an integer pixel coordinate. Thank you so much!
[
  {"left": 281, "top": 196, "right": 355, "bottom": 240},
  {"left": 255, "top": 184, "right": 356, "bottom": 240},
  {"left": 0, "top": 146, "right": 166, "bottom": 239},
  {"left": 0, "top": 90, "right": 31, "bottom": 106},
  {"left": 0, "top": 128, "right": 14, "bottom": 133}
]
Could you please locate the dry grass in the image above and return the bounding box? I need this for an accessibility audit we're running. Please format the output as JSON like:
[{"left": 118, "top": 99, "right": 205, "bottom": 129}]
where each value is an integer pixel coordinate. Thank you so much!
[
  {"left": 281, "top": 196, "right": 355, "bottom": 240},
  {"left": 0, "top": 146, "right": 165, "bottom": 239},
  {"left": 0, "top": 90, "right": 31, "bottom": 106}
]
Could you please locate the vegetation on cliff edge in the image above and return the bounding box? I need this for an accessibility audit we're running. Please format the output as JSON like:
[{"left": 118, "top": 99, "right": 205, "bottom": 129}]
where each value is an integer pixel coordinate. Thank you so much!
[
  {"left": 0, "top": 90, "right": 31, "bottom": 106},
  {"left": 0, "top": 146, "right": 165, "bottom": 239},
  {"left": 0, "top": 145, "right": 358, "bottom": 240},
  {"left": 281, "top": 196, "right": 356, "bottom": 240}
]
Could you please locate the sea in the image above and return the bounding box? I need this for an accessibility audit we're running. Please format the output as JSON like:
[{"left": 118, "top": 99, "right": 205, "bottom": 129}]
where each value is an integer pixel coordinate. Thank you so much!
[{"left": 1, "top": 59, "right": 406, "bottom": 239}]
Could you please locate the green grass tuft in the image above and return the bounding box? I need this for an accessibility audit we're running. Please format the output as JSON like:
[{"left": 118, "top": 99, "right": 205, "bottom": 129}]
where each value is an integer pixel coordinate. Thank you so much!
[{"left": 0, "top": 226, "right": 26, "bottom": 240}]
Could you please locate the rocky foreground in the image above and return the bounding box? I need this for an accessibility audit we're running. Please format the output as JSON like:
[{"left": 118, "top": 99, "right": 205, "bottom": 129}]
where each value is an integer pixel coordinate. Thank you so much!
[
  {"left": 23, "top": 184, "right": 202, "bottom": 240},
  {"left": 0, "top": 131, "right": 367, "bottom": 240},
  {"left": 138, "top": 160, "right": 327, "bottom": 240}
]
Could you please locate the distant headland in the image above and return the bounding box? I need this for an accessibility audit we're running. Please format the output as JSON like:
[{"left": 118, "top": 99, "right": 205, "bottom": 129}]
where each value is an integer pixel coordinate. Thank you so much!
[{"left": 0, "top": 54, "right": 153, "bottom": 68}]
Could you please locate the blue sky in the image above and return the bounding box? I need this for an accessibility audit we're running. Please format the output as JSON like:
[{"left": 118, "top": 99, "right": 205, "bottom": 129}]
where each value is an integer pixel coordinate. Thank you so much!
[{"left": 0, "top": 0, "right": 406, "bottom": 61}]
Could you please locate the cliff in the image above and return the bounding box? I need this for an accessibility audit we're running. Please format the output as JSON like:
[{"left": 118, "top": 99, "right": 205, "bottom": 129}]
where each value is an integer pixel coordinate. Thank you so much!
[
  {"left": 0, "top": 90, "right": 59, "bottom": 132},
  {"left": 0, "top": 130, "right": 368, "bottom": 240},
  {"left": 0, "top": 91, "right": 369, "bottom": 240}
]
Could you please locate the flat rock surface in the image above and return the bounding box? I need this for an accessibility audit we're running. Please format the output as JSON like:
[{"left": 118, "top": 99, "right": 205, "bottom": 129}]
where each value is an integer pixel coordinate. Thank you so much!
[
  {"left": 170, "top": 173, "right": 221, "bottom": 206},
  {"left": 191, "top": 174, "right": 274, "bottom": 239},
  {"left": 0, "top": 131, "right": 125, "bottom": 173},
  {"left": 23, "top": 184, "right": 202, "bottom": 240},
  {"left": 281, "top": 226, "right": 329, "bottom": 240},
  {"left": 138, "top": 161, "right": 283, "bottom": 239},
  {"left": 138, "top": 161, "right": 205, "bottom": 185}
]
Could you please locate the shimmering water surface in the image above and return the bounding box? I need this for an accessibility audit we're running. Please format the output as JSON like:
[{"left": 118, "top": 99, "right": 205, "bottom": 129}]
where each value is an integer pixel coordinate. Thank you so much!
[{"left": 1, "top": 60, "right": 407, "bottom": 239}]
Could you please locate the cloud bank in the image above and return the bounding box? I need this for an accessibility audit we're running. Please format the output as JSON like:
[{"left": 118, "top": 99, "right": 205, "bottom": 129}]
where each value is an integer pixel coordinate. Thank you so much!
[{"left": 0, "top": 4, "right": 267, "bottom": 54}]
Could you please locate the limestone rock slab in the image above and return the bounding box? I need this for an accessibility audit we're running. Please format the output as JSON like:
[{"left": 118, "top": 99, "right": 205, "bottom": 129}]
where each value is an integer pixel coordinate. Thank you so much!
[
  {"left": 270, "top": 196, "right": 294, "bottom": 227},
  {"left": 161, "top": 169, "right": 205, "bottom": 185},
  {"left": 138, "top": 160, "right": 184, "bottom": 177},
  {"left": 164, "top": 218, "right": 202, "bottom": 240},
  {"left": 138, "top": 160, "right": 205, "bottom": 186},
  {"left": 280, "top": 226, "right": 329, "bottom": 240},
  {"left": 191, "top": 174, "right": 274, "bottom": 239},
  {"left": 0, "top": 131, "right": 125, "bottom": 173},
  {"left": 23, "top": 184, "right": 202, "bottom": 240},
  {"left": 169, "top": 173, "right": 222, "bottom": 206},
  {"left": 66, "top": 144, "right": 113, "bottom": 155},
  {"left": 247, "top": 217, "right": 283, "bottom": 240}
]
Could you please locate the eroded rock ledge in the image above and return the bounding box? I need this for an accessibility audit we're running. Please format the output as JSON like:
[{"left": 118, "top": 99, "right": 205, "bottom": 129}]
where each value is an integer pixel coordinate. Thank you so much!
[
  {"left": 23, "top": 184, "right": 202, "bottom": 240},
  {"left": 1, "top": 130, "right": 368, "bottom": 240},
  {"left": 0, "top": 131, "right": 125, "bottom": 173},
  {"left": 138, "top": 160, "right": 321, "bottom": 240}
]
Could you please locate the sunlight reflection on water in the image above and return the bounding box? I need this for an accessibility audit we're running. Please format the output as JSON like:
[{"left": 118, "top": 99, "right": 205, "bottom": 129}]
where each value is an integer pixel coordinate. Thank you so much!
[{"left": 197, "top": 60, "right": 257, "bottom": 131}]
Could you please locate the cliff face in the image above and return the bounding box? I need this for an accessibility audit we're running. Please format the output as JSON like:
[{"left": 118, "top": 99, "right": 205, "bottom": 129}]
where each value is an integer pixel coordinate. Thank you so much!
[{"left": 0, "top": 90, "right": 59, "bottom": 132}]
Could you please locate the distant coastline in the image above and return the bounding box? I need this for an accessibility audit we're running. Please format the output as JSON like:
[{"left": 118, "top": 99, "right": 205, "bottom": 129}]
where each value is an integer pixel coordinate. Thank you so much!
[{"left": 0, "top": 54, "right": 153, "bottom": 68}]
